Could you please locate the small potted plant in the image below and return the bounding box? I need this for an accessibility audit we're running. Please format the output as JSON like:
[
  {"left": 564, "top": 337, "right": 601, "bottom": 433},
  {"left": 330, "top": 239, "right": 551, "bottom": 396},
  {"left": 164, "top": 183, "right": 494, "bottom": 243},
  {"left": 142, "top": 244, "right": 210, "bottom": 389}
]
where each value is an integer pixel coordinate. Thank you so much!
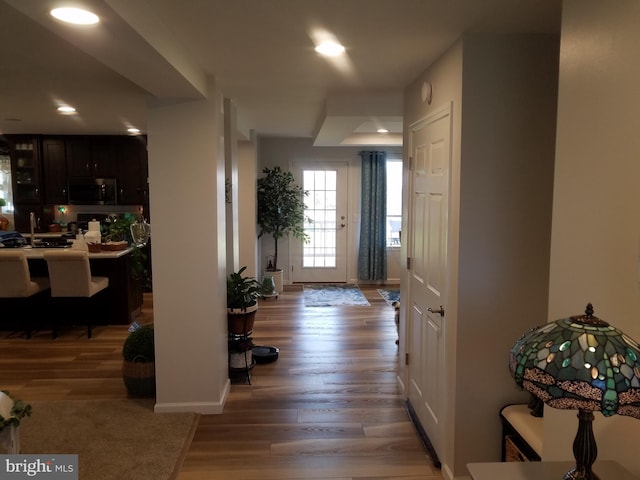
[
  {"left": 122, "top": 325, "right": 155, "bottom": 397},
  {"left": 0, "top": 390, "right": 32, "bottom": 454},
  {"left": 0, "top": 199, "right": 8, "bottom": 231},
  {"left": 227, "top": 266, "right": 260, "bottom": 334}
]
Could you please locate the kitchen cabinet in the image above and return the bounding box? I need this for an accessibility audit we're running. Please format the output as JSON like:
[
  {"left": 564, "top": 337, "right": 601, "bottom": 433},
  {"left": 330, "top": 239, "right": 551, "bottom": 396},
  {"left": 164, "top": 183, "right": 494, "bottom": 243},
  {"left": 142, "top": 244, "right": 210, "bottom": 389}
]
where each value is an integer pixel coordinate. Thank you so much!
[
  {"left": 41, "top": 137, "right": 68, "bottom": 204},
  {"left": 117, "top": 136, "right": 149, "bottom": 206},
  {"left": 12, "top": 204, "right": 54, "bottom": 234},
  {"left": 8, "top": 136, "right": 41, "bottom": 205},
  {"left": 66, "top": 136, "right": 117, "bottom": 178}
]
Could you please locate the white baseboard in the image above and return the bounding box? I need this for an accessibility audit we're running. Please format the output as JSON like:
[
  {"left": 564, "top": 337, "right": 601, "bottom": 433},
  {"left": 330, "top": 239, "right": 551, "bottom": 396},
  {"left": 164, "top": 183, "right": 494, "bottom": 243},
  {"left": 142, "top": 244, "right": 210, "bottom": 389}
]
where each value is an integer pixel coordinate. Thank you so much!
[{"left": 154, "top": 379, "right": 230, "bottom": 414}]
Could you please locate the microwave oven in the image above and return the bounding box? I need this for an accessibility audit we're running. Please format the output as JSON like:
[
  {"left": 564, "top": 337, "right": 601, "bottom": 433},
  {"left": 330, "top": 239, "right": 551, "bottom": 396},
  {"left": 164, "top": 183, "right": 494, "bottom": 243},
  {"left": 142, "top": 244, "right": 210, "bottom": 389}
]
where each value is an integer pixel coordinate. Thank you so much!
[{"left": 68, "top": 177, "right": 117, "bottom": 205}]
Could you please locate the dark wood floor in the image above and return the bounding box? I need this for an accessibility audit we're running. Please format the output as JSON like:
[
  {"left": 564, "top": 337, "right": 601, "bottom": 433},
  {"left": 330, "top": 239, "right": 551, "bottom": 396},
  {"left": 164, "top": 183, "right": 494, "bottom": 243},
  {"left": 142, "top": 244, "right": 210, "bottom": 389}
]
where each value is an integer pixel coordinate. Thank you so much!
[{"left": 0, "top": 286, "right": 441, "bottom": 480}]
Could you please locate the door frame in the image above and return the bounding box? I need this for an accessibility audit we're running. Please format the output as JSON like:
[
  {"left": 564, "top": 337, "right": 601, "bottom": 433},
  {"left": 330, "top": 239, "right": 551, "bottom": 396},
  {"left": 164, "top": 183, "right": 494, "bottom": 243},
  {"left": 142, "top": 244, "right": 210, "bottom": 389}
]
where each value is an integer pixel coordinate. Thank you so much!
[
  {"left": 289, "top": 160, "right": 350, "bottom": 284},
  {"left": 401, "top": 102, "right": 453, "bottom": 468}
]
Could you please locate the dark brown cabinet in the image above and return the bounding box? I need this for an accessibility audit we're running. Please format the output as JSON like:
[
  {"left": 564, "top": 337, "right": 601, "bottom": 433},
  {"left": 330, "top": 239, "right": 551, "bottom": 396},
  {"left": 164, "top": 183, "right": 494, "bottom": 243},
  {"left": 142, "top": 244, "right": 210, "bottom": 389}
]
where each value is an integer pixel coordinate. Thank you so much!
[
  {"left": 9, "top": 135, "right": 148, "bottom": 230},
  {"left": 41, "top": 137, "right": 68, "bottom": 204},
  {"left": 12, "top": 204, "right": 54, "bottom": 234},
  {"left": 66, "top": 136, "right": 117, "bottom": 178},
  {"left": 117, "top": 136, "right": 149, "bottom": 206},
  {"left": 8, "top": 136, "right": 41, "bottom": 205}
]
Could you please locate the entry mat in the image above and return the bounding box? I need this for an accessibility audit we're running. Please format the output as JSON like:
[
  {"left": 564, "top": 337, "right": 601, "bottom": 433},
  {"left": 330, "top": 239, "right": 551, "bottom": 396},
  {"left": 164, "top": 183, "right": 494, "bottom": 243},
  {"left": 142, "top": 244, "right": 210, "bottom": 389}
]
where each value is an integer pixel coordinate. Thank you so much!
[
  {"left": 377, "top": 288, "right": 400, "bottom": 306},
  {"left": 303, "top": 284, "right": 370, "bottom": 307}
]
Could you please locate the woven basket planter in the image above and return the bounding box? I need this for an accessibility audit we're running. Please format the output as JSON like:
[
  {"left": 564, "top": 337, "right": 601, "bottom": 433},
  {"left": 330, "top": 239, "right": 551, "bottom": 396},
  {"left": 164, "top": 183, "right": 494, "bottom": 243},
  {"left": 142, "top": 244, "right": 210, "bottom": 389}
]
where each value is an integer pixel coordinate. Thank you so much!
[
  {"left": 122, "top": 359, "right": 156, "bottom": 397},
  {"left": 227, "top": 303, "right": 258, "bottom": 335}
]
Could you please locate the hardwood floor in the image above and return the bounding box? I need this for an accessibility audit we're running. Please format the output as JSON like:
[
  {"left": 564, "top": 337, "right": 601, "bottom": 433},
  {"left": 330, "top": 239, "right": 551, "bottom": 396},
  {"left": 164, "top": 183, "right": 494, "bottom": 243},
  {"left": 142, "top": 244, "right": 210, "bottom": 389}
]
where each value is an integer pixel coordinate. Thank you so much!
[{"left": 0, "top": 286, "right": 441, "bottom": 479}]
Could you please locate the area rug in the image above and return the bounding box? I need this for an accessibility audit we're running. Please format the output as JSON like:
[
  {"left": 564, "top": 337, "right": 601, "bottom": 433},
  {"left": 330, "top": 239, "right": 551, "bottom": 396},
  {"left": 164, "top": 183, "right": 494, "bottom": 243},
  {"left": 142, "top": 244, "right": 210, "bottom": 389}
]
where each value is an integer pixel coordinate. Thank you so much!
[
  {"left": 19, "top": 398, "right": 199, "bottom": 480},
  {"left": 303, "top": 284, "right": 370, "bottom": 306},
  {"left": 377, "top": 288, "right": 400, "bottom": 305}
]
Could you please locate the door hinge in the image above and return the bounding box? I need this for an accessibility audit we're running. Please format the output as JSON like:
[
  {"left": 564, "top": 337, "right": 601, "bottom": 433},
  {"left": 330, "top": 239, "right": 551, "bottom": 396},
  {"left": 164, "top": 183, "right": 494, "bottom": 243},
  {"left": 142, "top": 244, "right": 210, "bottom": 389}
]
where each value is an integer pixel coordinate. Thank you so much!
[
  {"left": 406, "top": 257, "right": 411, "bottom": 269},
  {"left": 409, "top": 155, "right": 413, "bottom": 171},
  {"left": 405, "top": 353, "right": 410, "bottom": 365}
]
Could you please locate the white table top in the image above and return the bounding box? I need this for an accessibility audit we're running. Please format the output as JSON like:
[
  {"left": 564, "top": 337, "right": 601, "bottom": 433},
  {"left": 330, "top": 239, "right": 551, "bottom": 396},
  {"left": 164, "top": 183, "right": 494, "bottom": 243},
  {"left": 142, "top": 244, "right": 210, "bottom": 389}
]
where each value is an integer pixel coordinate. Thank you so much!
[
  {"left": 18, "top": 245, "right": 133, "bottom": 259},
  {"left": 467, "top": 461, "right": 637, "bottom": 480}
]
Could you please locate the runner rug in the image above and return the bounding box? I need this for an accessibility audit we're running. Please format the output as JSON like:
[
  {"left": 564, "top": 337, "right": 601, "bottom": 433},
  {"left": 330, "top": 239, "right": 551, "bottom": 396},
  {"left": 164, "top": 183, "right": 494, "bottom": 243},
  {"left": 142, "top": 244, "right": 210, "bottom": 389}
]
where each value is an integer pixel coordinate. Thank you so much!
[
  {"left": 19, "top": 398, "right": 198, "bottom": 480},
  {"left": 377, "top": 288, "right": 400, "bottom": 306},
  {"left": 303, "top": 284, "right": 370, "bottom": 306}
]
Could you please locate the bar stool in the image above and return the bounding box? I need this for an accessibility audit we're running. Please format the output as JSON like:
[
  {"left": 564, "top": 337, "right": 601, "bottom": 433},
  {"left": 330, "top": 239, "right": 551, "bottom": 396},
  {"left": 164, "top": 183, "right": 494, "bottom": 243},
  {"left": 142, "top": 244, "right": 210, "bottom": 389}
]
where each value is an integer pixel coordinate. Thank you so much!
[
  {"left": 0, "top": 250, "right": 50, "bottom": 339},
  {"left": 43, "top": 250, "right": 109, "bottom": 339}
]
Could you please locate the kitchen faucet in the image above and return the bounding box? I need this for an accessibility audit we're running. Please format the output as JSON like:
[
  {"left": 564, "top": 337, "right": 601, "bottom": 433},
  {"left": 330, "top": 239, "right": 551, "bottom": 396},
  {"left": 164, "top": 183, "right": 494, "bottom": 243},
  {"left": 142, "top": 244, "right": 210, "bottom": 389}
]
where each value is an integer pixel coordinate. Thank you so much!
[{"left": 29, "top": 211, "right": 36, "bottom": 247}]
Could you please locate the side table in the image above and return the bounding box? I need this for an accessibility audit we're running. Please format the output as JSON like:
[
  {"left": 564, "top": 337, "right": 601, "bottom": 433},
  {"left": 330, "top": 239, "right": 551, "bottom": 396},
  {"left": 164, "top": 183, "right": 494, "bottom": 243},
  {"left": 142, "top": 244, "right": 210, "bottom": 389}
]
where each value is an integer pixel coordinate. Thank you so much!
[{"left": 467, "top": 461, "right": 638, "bottom": 480}]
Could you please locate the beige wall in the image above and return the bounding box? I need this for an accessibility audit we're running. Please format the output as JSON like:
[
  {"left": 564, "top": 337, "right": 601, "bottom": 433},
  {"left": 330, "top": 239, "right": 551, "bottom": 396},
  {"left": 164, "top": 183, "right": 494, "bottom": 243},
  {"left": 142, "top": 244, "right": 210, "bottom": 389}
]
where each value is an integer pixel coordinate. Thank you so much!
[
  {"left": 403, "top": 33, "right": 559, "bottom": 479},
  {"left": 238, "top": 137, "right": 259, "bottom": 279},
  {"left": 257, "top": 137, "right": 402, "bottom": 285},
  {"left": 147, "top": 78, "right": 230, "bottom": 414},
  {"left": 545, "top": 1, "right": 640, "bottom": 474},
  {"left": 402, "top": 39, "right": 464, "bottom": 480}
]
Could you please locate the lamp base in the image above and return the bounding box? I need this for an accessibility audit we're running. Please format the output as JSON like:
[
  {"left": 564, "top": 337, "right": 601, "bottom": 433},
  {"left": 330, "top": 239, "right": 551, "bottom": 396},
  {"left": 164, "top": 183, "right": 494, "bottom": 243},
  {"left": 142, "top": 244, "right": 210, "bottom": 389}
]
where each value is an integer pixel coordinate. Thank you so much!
[
  {"left": 563, "top": 467, "right": 599, "bottom": 480},
  {"left": 563, "top": 410, "right": 599, "bottom": 480}
]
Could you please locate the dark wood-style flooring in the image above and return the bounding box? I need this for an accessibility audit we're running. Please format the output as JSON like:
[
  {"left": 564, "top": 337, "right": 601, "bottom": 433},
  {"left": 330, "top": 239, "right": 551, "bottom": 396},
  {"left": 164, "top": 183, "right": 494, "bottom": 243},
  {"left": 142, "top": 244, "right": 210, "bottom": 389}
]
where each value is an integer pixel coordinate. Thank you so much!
[{"left": 1, "top": 286, "right": 441, "bottom": 479}]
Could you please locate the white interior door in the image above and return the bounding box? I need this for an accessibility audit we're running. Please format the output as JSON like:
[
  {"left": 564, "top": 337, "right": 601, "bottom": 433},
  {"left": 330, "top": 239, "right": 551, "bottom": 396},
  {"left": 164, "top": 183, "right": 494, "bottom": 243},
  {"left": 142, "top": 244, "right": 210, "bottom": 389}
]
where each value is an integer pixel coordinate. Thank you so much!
[
  {"left": 407, "top": 105, "right": 450, "bottom": 462},
  {"left": 291, "top": 163, "right": 348, "bottom": 283}
]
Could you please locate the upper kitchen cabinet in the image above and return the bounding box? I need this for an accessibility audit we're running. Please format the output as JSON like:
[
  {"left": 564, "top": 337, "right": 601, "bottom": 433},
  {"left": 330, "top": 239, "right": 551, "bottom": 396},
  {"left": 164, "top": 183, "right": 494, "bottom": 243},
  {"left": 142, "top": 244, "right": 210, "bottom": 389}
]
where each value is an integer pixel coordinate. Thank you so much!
[
  {"left": 41, "top": 137, "right": 68, "bottom": 204},
  {"left": 66, "top": 136, "right": 117, "bottom": 178},
  {"left": 7, "top": 135, "right": 41, "bottom": 204},
  {"left": 117, "top": 136, "right": 149, "bottom": 205}
]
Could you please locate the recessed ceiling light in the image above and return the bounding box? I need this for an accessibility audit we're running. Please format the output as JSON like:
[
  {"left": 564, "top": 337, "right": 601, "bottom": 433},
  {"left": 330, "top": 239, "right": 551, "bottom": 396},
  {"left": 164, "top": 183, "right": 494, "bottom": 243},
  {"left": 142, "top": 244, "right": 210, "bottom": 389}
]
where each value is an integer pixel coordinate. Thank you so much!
[
  {"left": 315, "top": 41, "right": 345, "bottom": 57},
  {"left": 127, "top": 128, "right": 141, "bottom": 135},
  {"left": 57, "top": 106, "right": 77, "bottom": 114},
  {"left": 50, "top": 7, "right": 100, "bottom": 25},
  {"left": 377, "top": 128, "right": 389, "bottom": 134}
]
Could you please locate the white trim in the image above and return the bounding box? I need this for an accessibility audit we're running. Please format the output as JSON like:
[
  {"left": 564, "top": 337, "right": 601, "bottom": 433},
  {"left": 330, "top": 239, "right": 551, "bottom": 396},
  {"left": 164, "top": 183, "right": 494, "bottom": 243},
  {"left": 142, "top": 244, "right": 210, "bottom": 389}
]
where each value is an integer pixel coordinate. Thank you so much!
[{"left": 154, "top": 378, "right": 230, "bottom": 414}]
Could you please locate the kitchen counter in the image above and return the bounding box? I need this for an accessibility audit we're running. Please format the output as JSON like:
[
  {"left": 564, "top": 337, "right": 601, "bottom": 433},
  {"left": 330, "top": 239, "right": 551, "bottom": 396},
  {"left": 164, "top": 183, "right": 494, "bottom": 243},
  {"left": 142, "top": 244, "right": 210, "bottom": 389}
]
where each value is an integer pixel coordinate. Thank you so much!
[
  {"left": 19, "top": 245, "right": 134, "bottom": 259},
  {"left": 4, "top": 246, "right": 143, "bottom": 327}
]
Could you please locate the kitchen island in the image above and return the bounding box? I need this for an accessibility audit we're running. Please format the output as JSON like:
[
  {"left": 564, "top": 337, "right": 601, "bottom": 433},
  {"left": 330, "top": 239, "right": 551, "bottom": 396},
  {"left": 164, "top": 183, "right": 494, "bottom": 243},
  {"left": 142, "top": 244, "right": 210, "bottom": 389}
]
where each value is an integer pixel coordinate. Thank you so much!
[{"left": 1, "top": 246, "right": 142, "bottom": 328}]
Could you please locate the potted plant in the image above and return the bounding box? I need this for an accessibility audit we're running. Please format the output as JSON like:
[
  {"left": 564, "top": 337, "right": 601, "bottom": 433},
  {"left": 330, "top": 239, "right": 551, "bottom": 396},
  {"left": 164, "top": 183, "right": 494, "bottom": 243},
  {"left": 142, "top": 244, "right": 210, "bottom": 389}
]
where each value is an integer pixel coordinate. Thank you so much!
[
  {"left": 0, "top": 390, "right": 32, "bottom": 454},
  {"left": 122, "top": 325, "right": 156, "bottom": 397},
  {"left": 0, "top": 199, "right": 8, "bottom": 231},
  {"left": 256, "top": 166, "right": 310, "bottom": 293},
  {"left": 228, "top": 337, "right": 254, "bottom": 370},
  {"left": 227, "top": 266, "right": 260, "bottom": 334}
]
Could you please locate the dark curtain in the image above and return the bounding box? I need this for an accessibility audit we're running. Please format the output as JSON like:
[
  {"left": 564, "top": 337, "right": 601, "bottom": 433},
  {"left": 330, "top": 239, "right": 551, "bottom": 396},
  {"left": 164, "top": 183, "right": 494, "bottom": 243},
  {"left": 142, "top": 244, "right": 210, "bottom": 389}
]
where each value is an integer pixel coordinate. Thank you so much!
[{"left": 358, "top": 151, "right": 387, "bottom": 281}]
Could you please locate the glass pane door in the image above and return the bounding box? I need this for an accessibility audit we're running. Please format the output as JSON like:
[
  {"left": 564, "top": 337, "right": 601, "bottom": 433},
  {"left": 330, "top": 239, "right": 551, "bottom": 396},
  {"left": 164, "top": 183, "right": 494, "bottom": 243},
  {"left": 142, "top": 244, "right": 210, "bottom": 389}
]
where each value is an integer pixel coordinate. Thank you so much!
[
  {"left": 292, "top": 163, "right": 348, "bottom": 283},
  {"left": 303, "top": 169, "right": 337, "bottom": 268}
]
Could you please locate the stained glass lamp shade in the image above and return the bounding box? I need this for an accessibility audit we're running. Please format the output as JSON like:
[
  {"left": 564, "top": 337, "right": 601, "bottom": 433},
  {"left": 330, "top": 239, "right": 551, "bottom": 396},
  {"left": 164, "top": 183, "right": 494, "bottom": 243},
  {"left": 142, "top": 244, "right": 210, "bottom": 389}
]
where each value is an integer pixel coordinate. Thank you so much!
[{"left": 509, "top": 304, "right": 640, "bottom": 480}]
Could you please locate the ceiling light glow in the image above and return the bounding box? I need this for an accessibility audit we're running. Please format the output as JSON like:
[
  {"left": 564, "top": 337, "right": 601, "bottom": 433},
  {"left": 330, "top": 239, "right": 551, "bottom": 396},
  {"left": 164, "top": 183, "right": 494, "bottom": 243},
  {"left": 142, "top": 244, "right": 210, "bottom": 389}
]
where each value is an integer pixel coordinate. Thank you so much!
[
  {"left": 50, "top": 7, "right": 100, "bottom": 25},
  {"left": 377, "top": 128, "right": 389, "bottom": 134},
  {"left": 57, "top": 106, "right": 77, "bottom": 114},
  {"left": 127, "top": 128, "right": 141, "bottom": 134},
  {"left": 315, "top": 41, "right": 345, "bottom": 57}
]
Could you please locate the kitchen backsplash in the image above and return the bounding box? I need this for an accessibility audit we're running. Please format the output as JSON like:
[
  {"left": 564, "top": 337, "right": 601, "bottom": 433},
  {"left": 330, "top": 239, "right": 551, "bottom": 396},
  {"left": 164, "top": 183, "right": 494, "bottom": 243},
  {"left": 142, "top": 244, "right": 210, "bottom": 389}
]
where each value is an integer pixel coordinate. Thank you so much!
[{"left": 54, "top": 204, "right": 144, "bottom": 225}]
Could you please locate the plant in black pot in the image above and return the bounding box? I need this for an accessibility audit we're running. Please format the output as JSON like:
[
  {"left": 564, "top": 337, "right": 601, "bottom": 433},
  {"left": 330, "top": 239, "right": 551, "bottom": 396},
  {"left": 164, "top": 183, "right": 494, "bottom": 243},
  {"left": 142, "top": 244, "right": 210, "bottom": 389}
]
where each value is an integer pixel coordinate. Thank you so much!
[
  {"left": 257, "top": 166, "right": 310, "bottom": 293},
  {"left": 122, "top": 324, "right": 156, "bottom": 397},
  {"left": 227, "top": 266, "right": 260, "bottom": 335}
]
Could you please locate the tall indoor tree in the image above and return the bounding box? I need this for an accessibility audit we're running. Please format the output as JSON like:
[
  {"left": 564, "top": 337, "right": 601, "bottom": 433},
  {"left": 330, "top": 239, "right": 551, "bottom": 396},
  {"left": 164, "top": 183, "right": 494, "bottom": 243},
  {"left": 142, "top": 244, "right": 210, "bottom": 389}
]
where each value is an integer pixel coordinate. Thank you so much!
[{"left": 257, "top": 166, "right": 309, "bottom": 271}]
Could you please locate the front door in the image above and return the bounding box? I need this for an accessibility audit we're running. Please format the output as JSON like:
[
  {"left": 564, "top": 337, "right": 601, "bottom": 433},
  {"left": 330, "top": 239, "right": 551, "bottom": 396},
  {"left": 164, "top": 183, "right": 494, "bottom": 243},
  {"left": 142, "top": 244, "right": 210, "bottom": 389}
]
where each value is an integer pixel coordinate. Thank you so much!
[
  {"left": 407, "top": 104, "right": 451, "bottom": 462},
  {"left": 291, "top": 163, "right": 348, "bottom": 283}
]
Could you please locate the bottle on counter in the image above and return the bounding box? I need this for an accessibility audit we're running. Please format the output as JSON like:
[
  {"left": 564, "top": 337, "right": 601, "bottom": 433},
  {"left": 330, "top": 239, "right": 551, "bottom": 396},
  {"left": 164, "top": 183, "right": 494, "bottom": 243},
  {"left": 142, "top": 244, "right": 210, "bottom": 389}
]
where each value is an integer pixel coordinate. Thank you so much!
[{"left": 73, "top": 232, "right": 88, "bottom": 251}]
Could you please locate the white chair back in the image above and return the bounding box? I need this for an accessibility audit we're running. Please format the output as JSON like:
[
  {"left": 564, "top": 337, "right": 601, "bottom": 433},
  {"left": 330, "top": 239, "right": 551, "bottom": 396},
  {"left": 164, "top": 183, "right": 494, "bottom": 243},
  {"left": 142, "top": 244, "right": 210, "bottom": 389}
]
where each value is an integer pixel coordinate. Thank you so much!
[
  {"left": 43, "top": 250, "right": 107, "bottom": 297},
  {"left": 0, "top": 250, "right": 49, "bottom": 297}
]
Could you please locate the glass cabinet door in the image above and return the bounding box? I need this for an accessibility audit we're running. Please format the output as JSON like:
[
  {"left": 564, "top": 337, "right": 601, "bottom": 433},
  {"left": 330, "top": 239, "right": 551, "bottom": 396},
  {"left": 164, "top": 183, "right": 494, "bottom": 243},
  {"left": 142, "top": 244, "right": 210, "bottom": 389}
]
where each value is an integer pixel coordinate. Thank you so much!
[{"left": 9, "top": 136, "right": 41, "bottom": 204}]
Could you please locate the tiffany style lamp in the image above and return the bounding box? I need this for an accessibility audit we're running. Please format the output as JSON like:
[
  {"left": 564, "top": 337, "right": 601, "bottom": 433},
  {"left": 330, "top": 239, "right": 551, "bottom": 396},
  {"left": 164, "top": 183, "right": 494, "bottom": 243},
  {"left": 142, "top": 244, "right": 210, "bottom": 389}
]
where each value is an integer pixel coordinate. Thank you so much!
[{"left": 509, "top": 304, "right": 640, "bottom": 480}]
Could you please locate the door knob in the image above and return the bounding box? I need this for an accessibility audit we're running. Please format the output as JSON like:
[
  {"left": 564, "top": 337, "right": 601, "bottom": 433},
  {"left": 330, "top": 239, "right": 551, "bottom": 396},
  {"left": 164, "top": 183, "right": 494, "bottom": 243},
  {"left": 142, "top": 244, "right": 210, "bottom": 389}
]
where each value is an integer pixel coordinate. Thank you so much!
[{"left": 428, "top": 306, "right": 445, "bottom": 317}]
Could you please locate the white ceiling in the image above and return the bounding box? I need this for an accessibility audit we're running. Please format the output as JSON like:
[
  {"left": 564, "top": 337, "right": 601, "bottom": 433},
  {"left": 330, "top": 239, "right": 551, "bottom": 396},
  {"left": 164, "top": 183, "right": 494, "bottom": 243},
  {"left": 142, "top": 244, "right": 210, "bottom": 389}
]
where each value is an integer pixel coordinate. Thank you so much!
[{"left": 0, "top": 0, "right": 562, "bottom": 146}]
